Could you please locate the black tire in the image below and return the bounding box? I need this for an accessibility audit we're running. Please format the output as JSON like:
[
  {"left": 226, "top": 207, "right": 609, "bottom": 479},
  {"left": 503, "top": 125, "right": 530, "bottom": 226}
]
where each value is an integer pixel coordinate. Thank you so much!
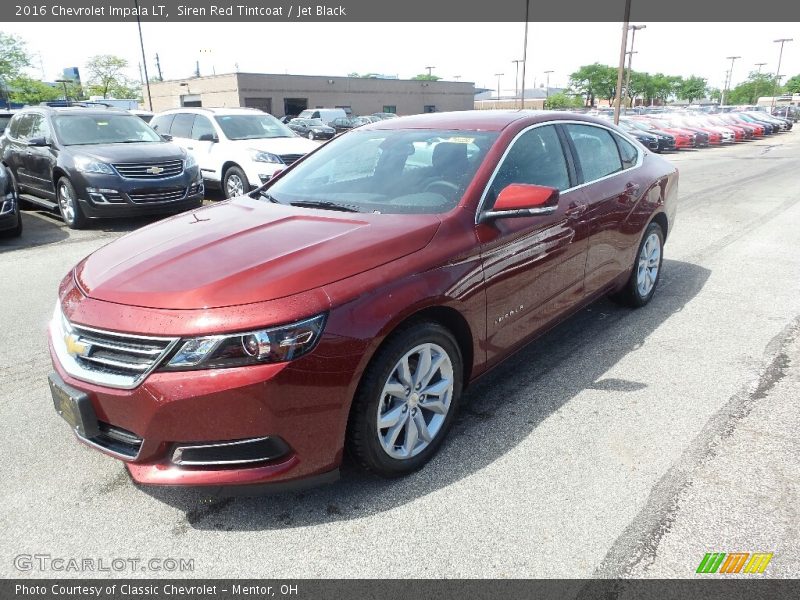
[
  {"left": 222, "top": 166, "right": 249, "bottom": 199},
  {"left": 307, "top": 131, "right": 315, "bottom": 140},
  {"left": 612, "top": 221, "right": 664, "bottom": 307},
  {"left": 56, "top": 177, "right": 88, "bottom": 229},
  {"left": 347, "top": 321, "right": 463, "bottom": 478}
]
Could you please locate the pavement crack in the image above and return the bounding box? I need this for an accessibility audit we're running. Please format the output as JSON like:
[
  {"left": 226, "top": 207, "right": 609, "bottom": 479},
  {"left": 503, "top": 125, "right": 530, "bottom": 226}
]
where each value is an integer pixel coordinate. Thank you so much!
[{"left": 586, "top": 315, "right": 800, "bottom": 580}]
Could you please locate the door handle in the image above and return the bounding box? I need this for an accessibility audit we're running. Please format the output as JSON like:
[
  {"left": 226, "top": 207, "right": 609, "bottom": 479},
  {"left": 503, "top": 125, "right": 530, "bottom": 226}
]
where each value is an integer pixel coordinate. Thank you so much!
[{"left": 565, "top": 203, "right": 587, "bottom": 216}]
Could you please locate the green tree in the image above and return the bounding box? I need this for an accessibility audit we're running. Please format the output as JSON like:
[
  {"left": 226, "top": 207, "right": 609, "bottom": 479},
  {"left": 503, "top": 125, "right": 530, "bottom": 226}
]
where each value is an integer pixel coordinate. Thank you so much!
[
  {"left": 411, "top": 73, "right": 441, "bottom": 81},
  {"left": 708, "top": 87, "right": 722, "bottom": 103},
  {"left": 676, "top": 75, "right": 707, "bottom": 103},
  {"left": 0, "top": 32, "right": 31, "bottom": 81},
  {"left": 727, "top": 71, "right": 776, "bottom": 104},
  {"left": 569, "top": 63, "right": 619, "bottom": 107},
  {"left": 85, "top": 54, "right": 139, "bottom": 99},
  {"left": 783, "top": 74, "right": 800, "bottom": 95},
  {"left": 7, "top": 76, "right": 60, "bottom": 104},
  {"left": 544, "top": 92, "right": 583, "bottom": 110},
  {"left": 649, "top": 73, "right": 682, "bottom": 105}
]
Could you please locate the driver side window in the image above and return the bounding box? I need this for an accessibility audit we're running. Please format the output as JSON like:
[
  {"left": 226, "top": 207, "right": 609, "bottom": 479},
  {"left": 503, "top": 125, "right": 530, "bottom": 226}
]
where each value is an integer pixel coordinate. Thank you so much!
[{"left": 487, "top": 125, "right": 570, "bottom": 207}]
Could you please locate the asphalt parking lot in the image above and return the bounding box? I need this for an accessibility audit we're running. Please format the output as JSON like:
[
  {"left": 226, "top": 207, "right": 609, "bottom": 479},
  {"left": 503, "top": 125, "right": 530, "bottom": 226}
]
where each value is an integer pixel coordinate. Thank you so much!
[{"left": 2, "top": 134, "right": 799, "bottom": 579}]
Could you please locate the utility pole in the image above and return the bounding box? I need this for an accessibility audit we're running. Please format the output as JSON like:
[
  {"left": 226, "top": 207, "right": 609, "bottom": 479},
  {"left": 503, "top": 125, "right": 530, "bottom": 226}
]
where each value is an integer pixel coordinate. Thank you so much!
[
  {"left": 544, "top": 70, "right": 553, "bottom": 102},
  {"left": 155, "top": 53, "right": 163, "bottom": 80},
  {"left": 134, "top": 0, "right": 152, "bottom": 110},
  {"left": 494, "top": 73, "right": 504, "bottom": 106},
  {"left": 625, "top": 24, "right": 646, "bottom": 111},
  {"left": 613, "top": 0, "right": 632, "bottom": 124},
  {"left": 771, "top": 38, "right": 793, "bottom": 111},
  {"left": 453, "top": 75, "right": 461, "bottom": 81},
  {"left": 520, "top": 0, "right": 530, "bottom": 110},
  {"left": 721, "top": 55, "right": 740, "bottom": 107},
  {"left": 754, "top": 62, "right": 767, "bottom": 105},
  {"left": 512, "top": 59, "right": 523, "bottom": 107},
  {"left": 425, "top": 66, "right": 436, "bottom": 77}
]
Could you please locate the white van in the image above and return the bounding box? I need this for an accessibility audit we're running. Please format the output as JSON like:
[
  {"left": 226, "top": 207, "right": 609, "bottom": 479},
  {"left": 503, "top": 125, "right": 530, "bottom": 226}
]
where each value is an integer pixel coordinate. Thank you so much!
[{"left": 298, "top": 108, "right": 348, "bottom": 125}]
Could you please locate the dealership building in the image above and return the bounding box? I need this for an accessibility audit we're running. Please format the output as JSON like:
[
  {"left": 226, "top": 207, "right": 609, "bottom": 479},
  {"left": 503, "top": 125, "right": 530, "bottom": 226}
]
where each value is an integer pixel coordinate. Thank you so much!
[{"left": 144, "top": 72, "right": 476, "bottom": 117}]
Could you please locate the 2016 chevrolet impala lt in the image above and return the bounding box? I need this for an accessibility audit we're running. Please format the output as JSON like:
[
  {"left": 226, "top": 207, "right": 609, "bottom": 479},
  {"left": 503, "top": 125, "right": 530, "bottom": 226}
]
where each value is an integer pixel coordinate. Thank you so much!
[{"left": 48, "top": 111, "right": 677, "bottom": 490}]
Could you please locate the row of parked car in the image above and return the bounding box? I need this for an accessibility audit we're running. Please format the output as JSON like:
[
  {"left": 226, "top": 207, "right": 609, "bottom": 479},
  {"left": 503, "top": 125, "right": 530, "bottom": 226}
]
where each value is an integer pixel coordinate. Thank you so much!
[
  {"left": 0, "top": 101, "right": 792, "bottom": 237},
  {"left": 600, "top": 110, "right": 793, "bottom": 153}
]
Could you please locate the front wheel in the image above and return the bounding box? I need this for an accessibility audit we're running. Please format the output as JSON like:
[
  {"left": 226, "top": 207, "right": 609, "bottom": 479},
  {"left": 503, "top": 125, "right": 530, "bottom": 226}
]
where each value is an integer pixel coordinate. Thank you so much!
[
  {"left": 613, "top": 221, "right": 664, "bottom": 307},
  {"left": 222, "top": 166, "right": 248, "bottom": 199},
  {"left": 347, "top": 322, "right": 463, "bottom": 477},
  {"left": 307, "top": 131, "right": 315, "bottom": 140},
  {"left": 57, "top": 177, "right": 87, "bottom": 229}
]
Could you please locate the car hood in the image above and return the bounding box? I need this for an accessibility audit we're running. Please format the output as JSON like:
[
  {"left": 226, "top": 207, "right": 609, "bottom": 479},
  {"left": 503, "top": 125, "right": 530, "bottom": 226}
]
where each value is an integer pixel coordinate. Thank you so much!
[
  {"left": 75, "top": 198, "right": 441, "bottom": 309},
  {"left": 227, "top": 136, "right": 318, "bottom": 155},
  {"left": 70, "top": 142, "right": 185, "bottom": 163}
]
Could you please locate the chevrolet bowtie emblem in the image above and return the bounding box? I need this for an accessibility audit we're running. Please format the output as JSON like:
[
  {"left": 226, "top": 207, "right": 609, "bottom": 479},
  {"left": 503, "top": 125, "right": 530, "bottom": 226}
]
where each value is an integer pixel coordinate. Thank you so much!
[
  {"left": 146, "top": 166, "right": 165, "bottom": 175},
  {"left": 65, "top": 333, "right": 91, "bottom": 358}
]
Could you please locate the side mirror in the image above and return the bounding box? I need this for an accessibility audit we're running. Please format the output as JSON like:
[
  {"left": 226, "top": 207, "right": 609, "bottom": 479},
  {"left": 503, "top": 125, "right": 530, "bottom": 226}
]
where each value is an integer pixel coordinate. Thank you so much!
[
  {"left": 480, "top": 183, "right": 560, "bottom": 222},
  {"left": 28, "top": 137, "right": 49, "bottom": 147},
  {"left": 198, "top": 133, "right": 218, "bottom": 142},
  {"left": 160, "top": 133, "right": 173, "bottom": 142}
]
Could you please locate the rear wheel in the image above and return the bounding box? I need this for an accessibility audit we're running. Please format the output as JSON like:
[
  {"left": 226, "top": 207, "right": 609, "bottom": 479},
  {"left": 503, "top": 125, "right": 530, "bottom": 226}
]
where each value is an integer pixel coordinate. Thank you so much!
[
  {"left": 57, "top": 177, "right": 87, "bottom": 229},
  {"left": 307, "top": 131, "right": 315, "bottom": 140},
  {"left": 347, "top": 322, "right": 463, "bottom": 477},
  {"left": 613, "top": 221, "right": 664, "bottom": 307}
]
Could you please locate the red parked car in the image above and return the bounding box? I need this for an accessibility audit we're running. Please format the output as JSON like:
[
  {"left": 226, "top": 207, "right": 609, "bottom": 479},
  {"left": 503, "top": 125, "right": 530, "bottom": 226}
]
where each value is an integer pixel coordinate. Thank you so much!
[{"left": 48, "top": 111, "right": 678, "bottom": 490}]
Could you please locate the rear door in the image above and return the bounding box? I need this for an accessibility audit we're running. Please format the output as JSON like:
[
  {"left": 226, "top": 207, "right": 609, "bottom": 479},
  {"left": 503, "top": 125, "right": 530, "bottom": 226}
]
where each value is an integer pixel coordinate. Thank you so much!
[
  {"left": 187, "top": 114, "right": 219, "bottom": 179},
  {"left": 479, "top": 124, "right": 590, "bottom": 364},
  {"left": 562, "top": 123, "right": 643, "bottom": 296}
]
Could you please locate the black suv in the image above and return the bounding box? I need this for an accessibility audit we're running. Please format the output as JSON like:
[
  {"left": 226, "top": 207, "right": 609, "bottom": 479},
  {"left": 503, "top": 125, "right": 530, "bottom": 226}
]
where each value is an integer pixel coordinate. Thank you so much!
[{"left": 0, "top": 107, "right": 203, "bottom": 229}]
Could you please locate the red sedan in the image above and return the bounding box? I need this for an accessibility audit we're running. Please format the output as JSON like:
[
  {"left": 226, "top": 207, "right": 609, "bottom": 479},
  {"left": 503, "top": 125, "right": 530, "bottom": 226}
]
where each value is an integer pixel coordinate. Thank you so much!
[{"left": 49, "top": 111, "right": 678, "bottom": 490}]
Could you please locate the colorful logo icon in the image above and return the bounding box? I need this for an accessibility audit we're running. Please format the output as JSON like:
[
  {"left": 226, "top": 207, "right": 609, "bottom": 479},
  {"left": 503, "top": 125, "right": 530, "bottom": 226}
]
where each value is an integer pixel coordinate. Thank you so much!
[{"left": 696, "top": 552, "right": 773, "bottom": 574}]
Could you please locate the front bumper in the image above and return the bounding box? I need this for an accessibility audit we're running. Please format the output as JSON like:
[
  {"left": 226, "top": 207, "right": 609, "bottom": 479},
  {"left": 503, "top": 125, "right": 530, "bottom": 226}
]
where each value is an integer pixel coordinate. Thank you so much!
[{"left": 0, "top": 190, "right": 19, "bottom": 231}]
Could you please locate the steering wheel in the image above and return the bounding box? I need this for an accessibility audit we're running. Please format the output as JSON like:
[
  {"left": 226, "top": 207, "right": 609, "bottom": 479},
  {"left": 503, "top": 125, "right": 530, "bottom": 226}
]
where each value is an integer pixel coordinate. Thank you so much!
[{"left": 424, "top": 180, "right": 460, "bottom": 195}]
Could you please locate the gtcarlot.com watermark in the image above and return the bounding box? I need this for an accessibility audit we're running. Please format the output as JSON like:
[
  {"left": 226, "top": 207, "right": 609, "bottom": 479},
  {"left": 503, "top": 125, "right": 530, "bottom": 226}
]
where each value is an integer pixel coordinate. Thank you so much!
[{"left": 14, "top": 554, "right": 194, "bottom": 573}]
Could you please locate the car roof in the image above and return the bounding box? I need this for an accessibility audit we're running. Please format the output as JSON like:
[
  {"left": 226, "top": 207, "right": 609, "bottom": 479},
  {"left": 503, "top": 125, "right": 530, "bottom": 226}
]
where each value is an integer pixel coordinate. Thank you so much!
[
  {"left": 157, "top": 107, "right": 265, "bottom": 116},
  {"left": 362, "top": 110, "right": 613, "bottom": 132},
  {"left": 17, "top": 106, "right": 131, "bottom": 117}
]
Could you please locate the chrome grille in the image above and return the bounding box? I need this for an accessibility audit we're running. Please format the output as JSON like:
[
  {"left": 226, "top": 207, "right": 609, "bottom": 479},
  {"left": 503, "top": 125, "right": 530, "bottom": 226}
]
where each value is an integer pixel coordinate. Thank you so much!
[
  {"left": 50, "top": 305, "right": 179, "bottom": 389},
  {"left": 112, "top": 160, "right": 184, "bottom": 179},
  {"left": 279, "top": 153, "right": 304, "bottom": 166},
  {"left": 128, "top": 187, "right": 187, "bottom": 203}
]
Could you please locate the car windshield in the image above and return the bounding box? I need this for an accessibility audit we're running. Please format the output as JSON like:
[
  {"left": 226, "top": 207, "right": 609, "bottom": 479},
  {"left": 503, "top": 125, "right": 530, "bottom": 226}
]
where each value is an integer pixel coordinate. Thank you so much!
[
  {"left": 214, "top": 114, "right": 294, "bottom": 140},
  {"left": 265, "top": 129, "right": 498, "bottom": 215},
  {"left": 53, "top": 114, "right": 163, "bottom": 145}
]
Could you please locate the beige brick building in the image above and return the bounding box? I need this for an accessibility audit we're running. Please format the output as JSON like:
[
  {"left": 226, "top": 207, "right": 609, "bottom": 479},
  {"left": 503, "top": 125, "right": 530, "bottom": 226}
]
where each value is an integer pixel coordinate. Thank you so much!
[{"left": 143, "top": 73, "right": 475, "bottom": 117}]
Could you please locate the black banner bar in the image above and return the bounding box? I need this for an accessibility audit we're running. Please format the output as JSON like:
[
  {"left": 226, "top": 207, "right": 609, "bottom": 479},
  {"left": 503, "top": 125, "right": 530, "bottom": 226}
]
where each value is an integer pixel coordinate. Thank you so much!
[
  {"left": 3, "top": 0, "right": 800, "bottom": 22},
  {"left": 4, "top": 580, "right": 800, "bottom": 600}
]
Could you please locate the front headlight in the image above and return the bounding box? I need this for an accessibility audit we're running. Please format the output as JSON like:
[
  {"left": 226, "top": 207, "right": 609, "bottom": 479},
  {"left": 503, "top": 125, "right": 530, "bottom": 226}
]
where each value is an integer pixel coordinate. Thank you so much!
[
  {"left": 162, "top": 313, "right": 327, "bottom": 370},
  {"left": 249, "top": 150, "right": 283, "bottom": 164},
  {"left": 74, "top": 156, "right": 115, "bottom": 175},
  {"left": 184, "top": 153, "right": 197, "bottom": 169}
]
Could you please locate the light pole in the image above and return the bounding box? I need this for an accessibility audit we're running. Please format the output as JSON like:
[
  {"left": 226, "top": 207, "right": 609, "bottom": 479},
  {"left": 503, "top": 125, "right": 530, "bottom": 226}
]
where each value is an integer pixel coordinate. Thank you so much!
[
  {"left": 613, "top": 0, "right": 632, "bottom": 124},
  {"left": 55, "top": 79, "right": 70, "bottom": 101},
  {"left": 771, "top": 38, "right": 793, "bottom": 111},
  {"left": 512, "top": 59, "right": 523, "bottom": 107},
  {"left": 134, "top": 0, "right": 153, "bottom": 110},
  {"left": 200, "top": 49, "right": 216, "bottom": 76},
  {"left": 425, "top": 66, "right": 436, "bottom": 77},
  {"left": 721, "top": 55, "right": 740, "bottom": 107},
  {"left": 494, "top": 73, "right": 504, "bottom": 107},
  {"left": 624, "top": 51, "right": 638, "bottom": 110},
  {"left": 544, "top": 70, "right": 553, "bottom": 102},
  {"left": 624, "top": 24, "right": 646, "bottom": 112},
  {"left": 753, "top": 62, "right": 767, "bottom": 105},
  {"left": 520, "top": 0, "right": 530, "bottom": 110}
]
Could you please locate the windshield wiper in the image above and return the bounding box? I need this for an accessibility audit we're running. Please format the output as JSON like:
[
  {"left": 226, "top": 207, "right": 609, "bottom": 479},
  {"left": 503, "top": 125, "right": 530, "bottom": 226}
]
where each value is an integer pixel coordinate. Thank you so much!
[{"left": 290, "top": 200, "right": 360, "bottom": 213}]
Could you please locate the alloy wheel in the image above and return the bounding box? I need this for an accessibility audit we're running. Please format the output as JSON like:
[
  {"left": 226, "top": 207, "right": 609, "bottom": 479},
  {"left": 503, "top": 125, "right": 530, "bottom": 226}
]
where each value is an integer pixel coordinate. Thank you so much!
[
  {"left": 58, "top": 182, "right": 76, "bottom": 224},
  {"left": 225, "top": 173, "right": 244, "bottom": 197},
  {"left": 637, "top": 231, "right": 661, "bottom": 297}
]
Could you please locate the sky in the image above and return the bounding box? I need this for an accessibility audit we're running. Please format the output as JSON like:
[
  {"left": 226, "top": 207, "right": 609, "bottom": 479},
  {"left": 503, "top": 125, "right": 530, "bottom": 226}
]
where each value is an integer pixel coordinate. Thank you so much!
[{"left": 3, "top": 22, "right": 799, "bottom": 94}]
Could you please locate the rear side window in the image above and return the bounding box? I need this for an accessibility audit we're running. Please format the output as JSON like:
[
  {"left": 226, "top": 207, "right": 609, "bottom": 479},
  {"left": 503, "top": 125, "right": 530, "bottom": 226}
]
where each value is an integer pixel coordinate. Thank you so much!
[
  {"left": 613, "top": 133, "right": 639, "bottom": 169},
  {"left": 191, "top": 115, "right": 216, "bottom": 140},
  {"left": 170, "top": 113, "right": 195, "bottom": 139},
  {"left": 9, "top": 114, "right": 34, "bottom": 140},
  {"left": 150, "top": 113, "right": 175, "bottom": 134},
  {"left": 565, "top": 124, "right": 623, "bottom": 182},
  {"left": 487, "top": 124, "right": 571, "bottom": 202}
]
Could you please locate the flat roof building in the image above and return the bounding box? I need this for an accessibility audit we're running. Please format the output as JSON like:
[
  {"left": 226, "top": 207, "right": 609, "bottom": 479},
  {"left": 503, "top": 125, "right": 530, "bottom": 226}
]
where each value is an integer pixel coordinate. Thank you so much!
[{"left": 144, "top": 73, "right": 476, "bottom": 118}]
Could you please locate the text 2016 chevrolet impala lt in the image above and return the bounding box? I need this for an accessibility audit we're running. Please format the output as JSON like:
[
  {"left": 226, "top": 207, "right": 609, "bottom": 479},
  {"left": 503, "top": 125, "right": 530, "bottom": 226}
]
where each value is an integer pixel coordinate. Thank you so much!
[{"left": 48, "top": 111, "right": 677, "bottom": 489}]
